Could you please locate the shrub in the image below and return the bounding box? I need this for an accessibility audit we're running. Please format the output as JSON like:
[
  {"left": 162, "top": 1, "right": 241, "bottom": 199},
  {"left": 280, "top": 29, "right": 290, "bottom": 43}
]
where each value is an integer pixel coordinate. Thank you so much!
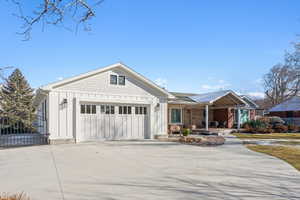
[
  {"left": 243, "top": 120, "right": 268, "bottom": 129},
  {"left": 287, "top": 124, "right": 299, "bottom": 132},
  {"left": 273, "top": 124, "right": 288, "bottom": 133},
  {"left": 182, "top": 128, "right": 191, "bottom": 136}
]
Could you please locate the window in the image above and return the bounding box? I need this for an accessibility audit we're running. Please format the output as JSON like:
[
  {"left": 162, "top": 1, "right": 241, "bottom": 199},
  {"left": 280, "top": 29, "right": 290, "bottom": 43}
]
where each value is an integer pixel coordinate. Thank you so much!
[
  {"left": 118, "top": 76, "right": 125, "bottom": 85},
  {"left": 287, "top": 111, "right": 294, "bottom": 118},
  {"left": 111, "top": 106, "right": 115, "bottom": 114},
  {"left": 119, "top": 106, "right": 132, "bottom": 115},
  {"left": 110, "top": 75, "right": 118, "bottom": 85},
  {"left": 101, "top": 105, "right": 105, "bottom": 114},
  {"left": 81, "top": 104, "right": 96, "bottom": 114},
  {"left": 170, "top": 108, "right": 182, "bottom": 124},
  {"left": 92, "top": 105, "right": 96, "bottom": 114},
  {"left": 105, "top": 105, "right": 110, "bottom": 114},
  {"left": 135, "top": 106, "right": 147, "bottom": 115},
  {"left": 81, "top": 105, "right": 86, "bottom": 114},
  {"left": 110, "top": 74, "right": 126, "bottom": 85},
  {"left": 86, "top": 105, "right": 91, "bottom": 114},
  {"left": 140, "top": 107, "right": 143, "bottom": 115}
]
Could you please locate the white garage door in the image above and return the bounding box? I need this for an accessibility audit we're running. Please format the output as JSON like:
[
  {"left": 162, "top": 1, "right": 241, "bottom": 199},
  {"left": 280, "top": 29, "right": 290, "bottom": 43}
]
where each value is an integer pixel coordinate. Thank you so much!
[{"left": 80, "top": 103, "right": 149, "bottom": 141}]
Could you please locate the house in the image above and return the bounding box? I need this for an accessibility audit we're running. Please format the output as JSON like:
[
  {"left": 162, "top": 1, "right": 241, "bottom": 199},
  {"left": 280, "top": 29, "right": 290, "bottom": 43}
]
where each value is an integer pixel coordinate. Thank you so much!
[
  {"left": 35, "top": 63, "right": 174, "bottom": 143},
  {"left": 239, "top": 95, "right": 259, "bottom": 123},
  {"left": 269, "top": 96, "right": 300, "bottom": 125},
  {"left": 168, "top": 91, "right": 256, "bottom": 130},
  {"left": 35, "top": 63, "right": 256, "bottom": 143}
]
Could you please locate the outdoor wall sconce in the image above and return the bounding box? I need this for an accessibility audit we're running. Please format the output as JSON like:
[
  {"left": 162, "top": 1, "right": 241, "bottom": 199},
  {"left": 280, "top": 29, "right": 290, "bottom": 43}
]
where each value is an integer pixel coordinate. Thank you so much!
[{"left": 62, "top": 98, "right": 68, "bottom": 105}]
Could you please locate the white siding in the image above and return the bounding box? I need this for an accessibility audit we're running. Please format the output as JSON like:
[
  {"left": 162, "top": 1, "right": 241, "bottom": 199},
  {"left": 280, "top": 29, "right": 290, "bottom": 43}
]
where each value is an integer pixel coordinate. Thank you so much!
[
  {"left": 47, "top": 89, "right": 168, "bottom": 141},
  {"left": 56, "top": 69, "right": 164, "bottom": 97}
]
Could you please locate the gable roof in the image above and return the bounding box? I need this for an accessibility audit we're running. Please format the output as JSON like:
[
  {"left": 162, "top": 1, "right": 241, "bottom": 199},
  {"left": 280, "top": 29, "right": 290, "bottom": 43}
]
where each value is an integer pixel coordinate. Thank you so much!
[
  {"left": 269, "top": 96, "right": 300, "bottom": 112},
  {"left": 240, "top": 95, "right": 259, "bottom": 109},
  {"left": 40, "top": 63, "right": 174, "bottom": 98},
  {"left": 170, "top": 90, "right": 247, "bottom": 105},
  {"left": 189, "top": 90, "right": 246, "bottom": 105},
  {"left": 169, "top": 92, "right": 198, "bottom": 104}
]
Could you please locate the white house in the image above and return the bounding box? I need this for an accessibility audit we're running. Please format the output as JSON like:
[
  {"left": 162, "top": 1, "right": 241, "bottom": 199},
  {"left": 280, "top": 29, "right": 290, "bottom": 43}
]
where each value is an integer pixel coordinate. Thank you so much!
[{"left": 35, "top": 63, "right": 174, "bottom": 143}]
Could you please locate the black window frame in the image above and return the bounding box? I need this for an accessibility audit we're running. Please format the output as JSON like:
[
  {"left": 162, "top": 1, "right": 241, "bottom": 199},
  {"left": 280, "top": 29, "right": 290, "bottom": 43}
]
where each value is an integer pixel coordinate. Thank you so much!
[
  {"left": 123, "top": 106, "right": 128, "bottom": 114},
  {"left": 135, "top": 107, "right": 139, "bottom": 115},
  {"left": 101, "top": 105, "right": 105, "bottom": 114},
  {"left": 105, "top": 105, "right": 110, "bottom": 114},
  {"left": 110, "top": 75, "right": 118, "bottom": 85},
  {"left": 81, "top": 105, "right": 86, "bottom": 114},
  {"left": 118, "top": 76, "right": 126, "bottom": 85},
  {"left": 111, "top": 105, "right": 115, "bottom": 114},
  {"left": 86, "top": 105, "right": 91, "bottom": 114},
  {"left": 92, "top": 105, "right": 96, "bottom": 114}
]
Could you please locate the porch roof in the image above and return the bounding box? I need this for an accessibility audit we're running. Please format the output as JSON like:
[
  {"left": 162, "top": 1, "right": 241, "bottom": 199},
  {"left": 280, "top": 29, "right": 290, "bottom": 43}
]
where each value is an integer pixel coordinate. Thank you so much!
[{"left": 169, "top": 90, "right": 247, "bottom": 107}]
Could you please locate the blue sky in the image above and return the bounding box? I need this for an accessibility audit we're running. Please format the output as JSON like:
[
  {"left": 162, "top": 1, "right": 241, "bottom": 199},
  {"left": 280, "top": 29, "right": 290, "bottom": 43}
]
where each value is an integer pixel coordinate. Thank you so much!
[{"left": 0, "top": 0, "right": 299, "bottom": 98}]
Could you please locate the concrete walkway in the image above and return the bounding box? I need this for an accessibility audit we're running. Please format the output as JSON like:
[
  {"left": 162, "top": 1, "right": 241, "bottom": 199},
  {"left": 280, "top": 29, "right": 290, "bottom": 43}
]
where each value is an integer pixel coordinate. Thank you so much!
[{"left": 0, "top": 139, "right": 300, "bottom": 200}]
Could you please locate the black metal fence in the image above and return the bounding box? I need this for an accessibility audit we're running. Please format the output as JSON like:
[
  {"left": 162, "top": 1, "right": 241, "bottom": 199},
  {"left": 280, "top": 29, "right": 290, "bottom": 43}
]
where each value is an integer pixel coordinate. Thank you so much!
[{"left": 0, "top": 115, "right": 49, "bottom": 148}]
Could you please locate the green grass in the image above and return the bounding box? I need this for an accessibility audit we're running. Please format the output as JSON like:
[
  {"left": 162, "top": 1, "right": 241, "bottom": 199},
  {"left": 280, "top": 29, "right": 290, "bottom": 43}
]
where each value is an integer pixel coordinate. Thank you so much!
[
  {"left": 233, "top": 133, "right": 300, "bottom": 139},
  {"left": 247, "top": 145, "right": 300, "bottom": 171},
  {"left": 274, "top": 141, "right": 300, "bottom": 146}
]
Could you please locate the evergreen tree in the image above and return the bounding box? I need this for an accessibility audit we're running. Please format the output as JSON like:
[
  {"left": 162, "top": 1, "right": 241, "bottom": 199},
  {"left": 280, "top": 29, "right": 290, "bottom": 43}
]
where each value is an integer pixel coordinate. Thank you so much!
[{"left": 0, "top": 69, "right": 35, "bottom": 129}]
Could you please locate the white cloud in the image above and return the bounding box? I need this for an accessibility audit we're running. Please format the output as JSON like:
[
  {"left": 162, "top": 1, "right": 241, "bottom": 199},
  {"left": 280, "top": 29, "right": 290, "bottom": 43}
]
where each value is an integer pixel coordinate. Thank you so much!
[
  {"left": 200, "top": 80, "right": 231, "bottom": 91},
  {"left": 246, "top": 92, "right": 265, "bottom": 99},
  {"left": 155, "top": 78, "right": 168, "bottom": 89},
  {"left": 57, "top": 77, "right": 64, "bottom": 81}
]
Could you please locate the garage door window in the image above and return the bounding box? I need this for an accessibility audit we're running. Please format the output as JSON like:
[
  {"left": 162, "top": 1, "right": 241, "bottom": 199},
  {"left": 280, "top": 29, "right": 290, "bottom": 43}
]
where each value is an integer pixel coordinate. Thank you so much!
[
  {"left": 135, "top": 106, "right": 147, "bottom": 115},
  {"left": 81, "top": 105, "right": 86, "bottom": 114},
  {"left": 81, "top": 104, "right": 96, "bottom": 114},
  {"left": 119, "top": 106, "right": 132, "bottom": 115},
  {"left": 92, "top": 105, "right": 96, "bottom": 114}
]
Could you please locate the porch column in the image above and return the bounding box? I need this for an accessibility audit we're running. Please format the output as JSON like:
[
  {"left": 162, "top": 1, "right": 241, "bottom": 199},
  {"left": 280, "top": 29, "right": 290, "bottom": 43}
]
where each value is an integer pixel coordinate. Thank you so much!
[
  {"left": 205, "top": 105, "right": 209, "bottom": 131},
  {"left": 237, "top": 107, "right": 241, "bottom": 131}
]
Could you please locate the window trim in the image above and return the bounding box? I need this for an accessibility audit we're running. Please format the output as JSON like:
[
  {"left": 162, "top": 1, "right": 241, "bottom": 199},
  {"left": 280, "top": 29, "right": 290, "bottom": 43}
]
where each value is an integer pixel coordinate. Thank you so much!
[{"left": 169, "top": 107, "right": 183, "bottom": 125}]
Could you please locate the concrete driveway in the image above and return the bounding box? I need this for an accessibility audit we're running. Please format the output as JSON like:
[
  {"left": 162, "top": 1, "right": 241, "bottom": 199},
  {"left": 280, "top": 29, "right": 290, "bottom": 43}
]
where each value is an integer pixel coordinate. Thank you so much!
[{"left": 0, "top": 139, "right": 300, "bottom": 200}]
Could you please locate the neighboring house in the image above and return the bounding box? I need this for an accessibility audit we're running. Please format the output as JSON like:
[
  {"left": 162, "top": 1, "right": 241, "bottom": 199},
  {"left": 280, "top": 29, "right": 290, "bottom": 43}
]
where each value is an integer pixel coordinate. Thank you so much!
[
  {"left": 35, "top": 63, "right": 257, "bottom": 143},
  {"left": 168, "top": 91, "right": 254, "bottom": 130},
  {"left": 269, "top": 96, "right": 300, "bottom": 125},
  {"left": 239, "top": 95, "right": 259, "bottom": 123}
]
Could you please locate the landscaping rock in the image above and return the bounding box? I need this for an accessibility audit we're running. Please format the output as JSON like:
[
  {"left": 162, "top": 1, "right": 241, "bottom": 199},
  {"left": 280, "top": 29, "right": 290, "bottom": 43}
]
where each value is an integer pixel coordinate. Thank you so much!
[{"left": 179, "top": 136, "right": 225, "bottom": 146}]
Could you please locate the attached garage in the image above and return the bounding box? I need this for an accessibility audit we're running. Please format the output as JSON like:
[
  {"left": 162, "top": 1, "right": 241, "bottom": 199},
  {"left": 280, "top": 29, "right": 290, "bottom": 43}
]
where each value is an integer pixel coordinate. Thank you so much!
[
  {"left": 35, "top": 63, "right": 174, "bottom": 143},
  {"left": 80, "top": 103, "right": 150, "bottom": 141}
]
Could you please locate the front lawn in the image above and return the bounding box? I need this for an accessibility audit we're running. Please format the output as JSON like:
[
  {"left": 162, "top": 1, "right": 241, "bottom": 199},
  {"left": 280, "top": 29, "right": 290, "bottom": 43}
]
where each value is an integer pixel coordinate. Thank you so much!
[
  {"left": 233, "top": 133, "right": 300, "bottom": 140},
  {"left": 247, "top": 145, "right": 300, "bottom": 171}
]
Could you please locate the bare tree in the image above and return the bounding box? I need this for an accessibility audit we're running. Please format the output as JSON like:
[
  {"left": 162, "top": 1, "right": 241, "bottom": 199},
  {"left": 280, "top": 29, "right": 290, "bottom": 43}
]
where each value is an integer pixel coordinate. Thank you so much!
[
  {"left": 9, "top": 0, "right": 104, "bottom": 40},
  {"left": 264, "top": 46, "right": 300, "bottom": 106}
]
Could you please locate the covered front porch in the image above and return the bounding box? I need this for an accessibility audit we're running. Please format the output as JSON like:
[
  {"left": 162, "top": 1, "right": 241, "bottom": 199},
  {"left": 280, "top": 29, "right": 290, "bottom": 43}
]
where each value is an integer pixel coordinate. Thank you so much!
[{"left": 168, "top": 90, "right": 247, "bottom": 133}]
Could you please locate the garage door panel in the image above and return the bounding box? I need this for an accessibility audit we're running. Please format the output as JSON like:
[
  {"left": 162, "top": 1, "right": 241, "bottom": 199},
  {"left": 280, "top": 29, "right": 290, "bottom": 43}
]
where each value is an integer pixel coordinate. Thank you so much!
[{"left": 80, "top": 103, "right": 149, "bottom": 141}]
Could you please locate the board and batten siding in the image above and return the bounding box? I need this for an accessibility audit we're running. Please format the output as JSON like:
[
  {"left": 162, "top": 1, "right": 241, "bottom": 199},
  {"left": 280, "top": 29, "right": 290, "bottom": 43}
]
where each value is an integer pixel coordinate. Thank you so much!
[
  {"left": 48, "top": 91, "right": 168, "bottom": 140},
  {"left": 46, "top": 69, "right": 168, "bottom": 141}
]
